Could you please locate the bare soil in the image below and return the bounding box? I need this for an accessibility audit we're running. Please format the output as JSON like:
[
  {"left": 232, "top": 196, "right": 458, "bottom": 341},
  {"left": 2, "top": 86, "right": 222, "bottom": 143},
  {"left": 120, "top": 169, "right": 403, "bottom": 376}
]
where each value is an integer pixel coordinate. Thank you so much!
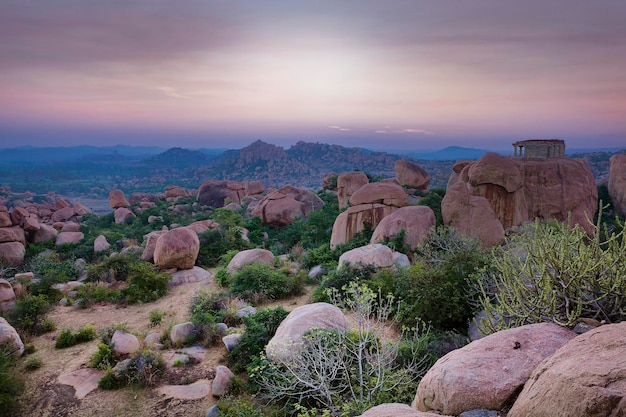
[{"left": 16, "top": 273, "right": 315, "bottom": 417}]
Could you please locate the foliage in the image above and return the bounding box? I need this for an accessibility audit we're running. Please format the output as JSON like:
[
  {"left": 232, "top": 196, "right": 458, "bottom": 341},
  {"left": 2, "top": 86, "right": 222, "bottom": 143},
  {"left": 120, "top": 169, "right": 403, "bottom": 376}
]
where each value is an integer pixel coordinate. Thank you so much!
[
  {"left": 89, "top": 343, "right": 115, "bottom": 370},
  {"left": 478, "top": 218, "right": 626, "bottom": 333},
  {"left": 120, "top": 262, "right": 169, "bottom": 303},
  {"left": 229, "top": 262, "right": 304, "bottom": 304},
  {"left": 149, "top": 309, "right": 165, "bottom": 326},
  {"left": 252, "top": 283, "right": 431, "bottom": 415},
  {"left": 55, "top": 324, "right": 97, "bottom": 349},
  {"left": 189, "top": 291, "right": 235, "bottom": 346},
  {"left": 0, "top": 343, "right": 24, "bottom": 416},
  {"left": 215, "top": 397, "right": 266, "bottom": 417},
  {"left": 24, "top": 356, "right": 43, "bottom": 371},
  {"left": 196, "top": 228, "right": 250, "bottom": 268},
  {"left": 26, "top": 252, "right": 80, "bottom": 302},
  {"left": 418, "top": 188, "right": 446, "bottom": 226},
  {"left": 8, "top": 295, "right": 52, "bottom": 335},
  {"left": 98, "top": 349, "right": 165, "bottom": 389},
  {"left": 227, "top": 307, "right": 289, "bottom": 372}
]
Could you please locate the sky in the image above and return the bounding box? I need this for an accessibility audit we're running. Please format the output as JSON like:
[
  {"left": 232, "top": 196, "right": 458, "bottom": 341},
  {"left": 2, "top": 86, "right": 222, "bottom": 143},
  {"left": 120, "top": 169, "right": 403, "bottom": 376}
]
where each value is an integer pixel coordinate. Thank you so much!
[{"left": 1, "top": 0, "right": 625, "bottom": 152}]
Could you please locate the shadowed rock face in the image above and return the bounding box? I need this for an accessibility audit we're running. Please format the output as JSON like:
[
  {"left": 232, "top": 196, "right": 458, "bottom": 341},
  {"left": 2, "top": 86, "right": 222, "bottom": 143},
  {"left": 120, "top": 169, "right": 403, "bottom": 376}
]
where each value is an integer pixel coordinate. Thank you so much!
[
  {"left": 337, "top": 171, "right": 369, "bottom": 209},
  {"left": 395, "top": 160, "right": 431, "bottom": 190},
  {"left": 609, "top": 153, "right": 626, "bottom": 215},
  {"left": 443, "top": 153, "right": 598, "bottom": 245},
  {"left": 196, "top": 180, "right": 264, "bottom": 208}
]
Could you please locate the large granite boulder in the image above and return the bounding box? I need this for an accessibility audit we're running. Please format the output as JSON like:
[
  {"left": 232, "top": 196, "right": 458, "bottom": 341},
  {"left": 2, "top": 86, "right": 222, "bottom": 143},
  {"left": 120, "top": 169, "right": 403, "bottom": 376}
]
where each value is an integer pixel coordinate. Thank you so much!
[
  {"left": 337, "top": 171, "right": 369, "bottom": 209},
  {"left": 93, "top": 235, "right": 110, "bottom": 252},
  {"left": 165, "top": 185, "right": 190, "bottom": 199},
  {"left": 154, "top": 227, "right": 200, "bottom": 270},
  {"left": 508, "top": 322, "right": 626, "bottom": 417},
  {"left": 197, "top": 180, "right": 246, "bottom": 208},
  {"left": 441, "top": 182, "right": 505, "bottom": 246},
  {"left": 395, "top": 160, "right": 431, "bottom": 190},
  {"left": 0, "top": 226, "right": 26, "bottom": 245},
  {"left": 413, "top": 323, "right": 577, "bottom": 415},
  {"left": 338, "top": 244, "right": 395, "bottom": 269},
  {"left": 330, "top": 203, "right": 396, "bottom": 249},
  {"left": 0, "top": 279, "right": 16, "bottom": 312},
  {"left": 114, "top": 207, "right": 135, "bottom": 224},
  {"left": 51, "top": 206, "right": 77, "bottom": 223},
  {"left": 227, "top": 249, "right": 274, "bottom": 274},
  {"left": 608, "top": 153, "right": 626, "bottom": 215},
  {"left": 55, "top": 231, "right": 84, "bottom": 246},
  {"left": 0, "top": 317, "right": 24, "bottom": 356},
  {"left": 251, "top": 185, "right": 324, "bottom": 226},
  {"left": 109, "top": 189, "right": 130, "bottom": 209},
  {"left": 30, "top": 223, "right": 58, "bottom": 244},
  {"left": 266, "top": 302, "right": 348, "bottom": 363},
  {"left": 371, "top": 206, "right": 435, "bottom": 250},
  {"left": 141, "top": 231, "right": 166, "bottom": 263},
  {"left": 0, "top": 209, "right": 11, "bottom": 228}
]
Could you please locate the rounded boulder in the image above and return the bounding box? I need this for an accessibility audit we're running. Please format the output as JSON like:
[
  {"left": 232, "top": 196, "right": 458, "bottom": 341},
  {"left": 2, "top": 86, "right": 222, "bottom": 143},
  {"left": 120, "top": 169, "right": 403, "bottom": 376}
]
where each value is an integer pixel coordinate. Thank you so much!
[{"left": 154, "top": 227, "right": 200, "bottom": 270}]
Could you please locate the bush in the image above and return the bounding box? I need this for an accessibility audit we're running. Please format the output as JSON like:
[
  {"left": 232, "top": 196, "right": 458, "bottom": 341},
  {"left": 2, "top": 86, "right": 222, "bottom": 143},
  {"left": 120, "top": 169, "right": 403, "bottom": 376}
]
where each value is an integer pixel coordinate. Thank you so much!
[
  {"left": 230, "top": 263, "right": 303, "bottom": 304},
  {"left": 227, "top": 307, "right": 289, "bottom": 372},
  {"left": 216, "top": 397, "right": 265, "bottom": 417},
  {"left": 24, "top": 356, "right": 43, "bottom": 371},
  {"left": 0, "top": 343, "right": 24, "bottom": 416},
  {"left": 55, "top": 324, "right": 97, "bottom": 349},
  {"left": 189, "top": 291, "right": 235, "bottom": 346},
  {"left": 478, "top": 219, "right": 626, "bottom": 333},
  {"left": 418, "top": 188, "right": 445, "bottom": 226},
  {"left": 9, "top": 295, "right": 51, "bottom": 334},
  {"left": 98, "top": 349, "right": 165, "bottom": 389},
  {"left": 149, "top": 309, "right": 165, "bottom": 327},
  {"left": 89, "top": 343, "right": 114, "bottom": 370},
  {"left": 120, "top": 263, "right": 169, "bottom": 303}
]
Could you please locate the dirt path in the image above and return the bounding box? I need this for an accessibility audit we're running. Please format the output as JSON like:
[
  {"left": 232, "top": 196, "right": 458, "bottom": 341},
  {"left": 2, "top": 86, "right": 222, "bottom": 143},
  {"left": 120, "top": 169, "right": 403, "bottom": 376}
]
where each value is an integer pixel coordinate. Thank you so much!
[{"left": 17, "top": 272, "right": 314, "bottom": 417}]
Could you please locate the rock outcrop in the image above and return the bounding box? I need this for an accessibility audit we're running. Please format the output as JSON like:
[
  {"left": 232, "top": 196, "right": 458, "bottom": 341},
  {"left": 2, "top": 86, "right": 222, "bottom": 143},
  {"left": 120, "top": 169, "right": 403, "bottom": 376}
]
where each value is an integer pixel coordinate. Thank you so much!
[
  {"left": 371, "top": 206, "right": 435, "bottom": 250},
  {"left": 0, "top": 317, "right": 24, "bottom": 356},
  {"left": 251, "top": 185, "right": 324, "bottom": 226},
  {"left": 109, "top": 189, "right": 130, "bottom": 209},
  {"left": 331, "top": 182, "right": 409, "bottom": 249},
  {"left": 153, "top": 228, "right": 200, "bottom": 270},
  {"left": 413, "top": 323, "right": 577, "bottom": 415},
  {"left": 339, "top": 244, "right": 397, "bottom": 269},
  {"left": 360, "top": 404, "right": 446, "bottom": 417},
  {"left": 0, "top": 279, "right": 16, "bottom": 312},
  {"left": 443, "top": 152, "right": 597, "bottom": 244},
  {"left": 395, "top": 160, "right": 430, "bottom": 190},
  {"left": 608, "top": 153, "right": 626, "bottom": 215},
  {"left": 196, "top": 180, "right": 263, "bottom": 208},
  {"left": 266, "top": 303, "right": 348, "bottom": 363},
  {"left": 508, "top": 322, "right": 626, "bottom": 417}
]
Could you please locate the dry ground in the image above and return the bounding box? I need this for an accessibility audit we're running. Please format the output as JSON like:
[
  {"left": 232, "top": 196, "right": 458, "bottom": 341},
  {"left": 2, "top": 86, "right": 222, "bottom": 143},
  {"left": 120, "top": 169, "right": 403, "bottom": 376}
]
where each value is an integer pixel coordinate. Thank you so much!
[{"left": 16, "top": 272, "right": 314, "bottom": 417}]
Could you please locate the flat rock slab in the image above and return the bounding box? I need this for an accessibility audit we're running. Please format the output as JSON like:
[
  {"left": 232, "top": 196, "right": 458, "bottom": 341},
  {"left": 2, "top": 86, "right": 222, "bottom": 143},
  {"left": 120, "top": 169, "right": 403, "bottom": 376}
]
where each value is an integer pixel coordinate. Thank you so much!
[
  {"left": 58, "top": 368, "right": 104, "bottom": 399},
  {"left": 179, "top": 345, "right": 208, "bottom": 361},
  {"left": 158, "top": 379, "right": 211, "bottom": 400},
  {"left": 170, "top": 266, "right": 212, "bottom": 285}
]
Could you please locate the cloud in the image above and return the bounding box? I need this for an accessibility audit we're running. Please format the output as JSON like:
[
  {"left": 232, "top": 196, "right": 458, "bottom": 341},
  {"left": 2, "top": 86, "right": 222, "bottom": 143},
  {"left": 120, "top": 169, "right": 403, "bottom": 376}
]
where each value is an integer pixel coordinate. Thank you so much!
[
  {"left": 155, "top": 86, "right": 187, "bottom": 99},
  {"left": 328, "top": 125, "right": 351, "bottom": 131},
  {"left": 375, "top": 128, "right": 433, "bottom": 135}
]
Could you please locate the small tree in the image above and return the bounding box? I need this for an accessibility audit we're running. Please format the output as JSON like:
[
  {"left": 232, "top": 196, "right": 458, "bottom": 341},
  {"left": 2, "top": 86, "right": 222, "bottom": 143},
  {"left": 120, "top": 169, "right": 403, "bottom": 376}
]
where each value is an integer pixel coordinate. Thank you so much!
[
  {"left": 252, "top": 283, "right": 431, "bottom": 415},
  {"left": 478, "top": 217, "right": 626, "bottom": 334}
]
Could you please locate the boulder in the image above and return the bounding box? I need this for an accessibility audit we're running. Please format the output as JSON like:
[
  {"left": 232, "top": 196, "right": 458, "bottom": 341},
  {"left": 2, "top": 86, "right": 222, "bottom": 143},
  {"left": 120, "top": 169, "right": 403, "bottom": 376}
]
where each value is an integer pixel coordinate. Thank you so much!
[
  {"left": 0, "top": 242, "right": 25, "bottom": 265},
  {"left": 395, "top": 160, "right": 431, "bottom": 190},
  {"left": 441, "top": 182, "right": 504, "bottom": 246},
  {"left": 0, "top": 211, "right": 11, "bottom": 227},
  {"left": 186, "top": 219, "right": 219, "bottom": 236},
  {"left": 0, "top": 317, "right": 24, "bottom": 356},
  {"left": 170, "top": 322, "right": 196, "bottom": 345},
  {"left": 337, "top": 171, "right": 369, "bottom": 209},
  {"left": 508, "top": 322, "right": 626, "bottom": 417},
  {"left": 170, "top": 266, "right": 212, "bottom": 285},
  {"left": 222, "top": 333, "right": 242, "bottom": 351},
  {"left": 114, "top": 207, "right": 135, "bottom": 224},
  {"left": 413, "top": 323, "right": 577, "bottom": 415},
  {"left": 350, "top": 182, "right": 409, "bottom": 207},
  {"left": 51, "top": 206, "right": 77, "bottom": 223},
  {"left": 109, "top": 189, "right": 130, "bottom": 209},
  {"left": 55, "top": 232, "right": 84, "bottom": 246},
  {"left": 0, "top": 279, "right": 16, "bottom": 312},
  {"left": 0, "top": 226, "right": 26, "bottom": 245},
  {"left": 22, "top": 214, "right": 40, "bottom": 232},
  {"left": 609, "top": 153, "right": 626, "bottom": 215},
  {"left": 338, "top": 244, "right": 395, "bottom": 269},
  {"left": 227, "top": 249, "right": 275, "bottom": 274},
  {"left": 158, "top": 379, "right": 211, "bottom": 400},
  {"left": 251, "top": 185, "right": 324, "bottom": 226},
  {"left": 141, "top": 231, "right": 166, "bottom": 262},
  {"left": 153, "top": 227, "right": 200, "bottom": 270},
  {"left": 467, "top": 153, "right": 523, "bottom": 193},
  {"left": 144, "top": 333, "right": 161, "bottom": 348},
  {"left": 212, "top": 365, "right": 235, "bottom": 397},
  {"left": 165, "top": 185, "right": 190, "bottom": 199},
  {"left": 330, "top": 203, "right": 396, "bottom": 249},
  {"left": 245, "top": 181, "right": 265, "bottom": 196},
  {"left": 30, "top": 223, "right": 58, "bottom": 244},
  {"left": 266, "top": 302, "right": 348, "bottom": 363},
  {"left": 360, "top": 404, "right": 446, "bottom": 417},
  {"left": 197, "top": 180, "right": 246, "bottom": 207},
  {"left": 93, "top": 235, "right": 110, "bottom": 252},
  {"left": 111, "top": 330, "right": 140, "bottom": 356},
  {"left": 9, "top": 206, "right": 29, "bottom": 227},
  {"left": 72, "top": 202, "right": 92, "bottom": 216},
  {"left": 371, "top": 206, "right": 435, "bottom": 250}
]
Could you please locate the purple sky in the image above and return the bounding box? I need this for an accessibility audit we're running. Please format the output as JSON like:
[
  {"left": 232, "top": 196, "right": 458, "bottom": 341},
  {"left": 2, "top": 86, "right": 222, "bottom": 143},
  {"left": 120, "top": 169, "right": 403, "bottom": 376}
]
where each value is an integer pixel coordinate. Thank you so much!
[{"left": 1, "top": 1, "right": 625, "bottom": 151}]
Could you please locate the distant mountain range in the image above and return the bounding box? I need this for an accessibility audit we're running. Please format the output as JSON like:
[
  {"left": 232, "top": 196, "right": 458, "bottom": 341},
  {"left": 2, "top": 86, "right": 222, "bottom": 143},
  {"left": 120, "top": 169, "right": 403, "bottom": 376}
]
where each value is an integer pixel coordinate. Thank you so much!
[{"left": 0, "top": 141, "right": 622, "bottom": 199}]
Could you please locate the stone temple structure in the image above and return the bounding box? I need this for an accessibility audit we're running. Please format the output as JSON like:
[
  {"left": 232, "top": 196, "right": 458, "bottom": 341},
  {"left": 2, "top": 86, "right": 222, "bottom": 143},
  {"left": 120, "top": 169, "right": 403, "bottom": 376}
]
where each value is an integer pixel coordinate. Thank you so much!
[{"left": 512, "top": 139, "right": 565, "bottom": 159}]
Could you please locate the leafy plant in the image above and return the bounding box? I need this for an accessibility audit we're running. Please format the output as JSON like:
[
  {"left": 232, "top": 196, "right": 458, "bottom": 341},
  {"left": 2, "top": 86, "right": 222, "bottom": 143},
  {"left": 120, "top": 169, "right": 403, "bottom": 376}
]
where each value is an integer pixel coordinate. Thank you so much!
[
  {"left": 0, "top": 343, "right": 24, "bottom": 415},
  {"left": 24, "top": 356, "right": 43, "bottom": 371},
  {"left": 9, "top": 295, "right": 51, "bottom": 335},
  {"left": 55, "top": 324, "right": 97, "bottom": 348},
  {"left": 229, "top": 262, "right": 303, "bottom": 304},
  {"left": 149, "top": 309, "right": 165, "bottom": 327}
]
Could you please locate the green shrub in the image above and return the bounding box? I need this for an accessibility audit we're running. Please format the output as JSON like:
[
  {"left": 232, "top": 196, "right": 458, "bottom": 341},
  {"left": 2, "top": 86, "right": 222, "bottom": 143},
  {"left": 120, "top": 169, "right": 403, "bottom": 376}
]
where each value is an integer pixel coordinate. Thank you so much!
[
  {"left": 230, "top": 262, "right": 303, "bottom": 304},
  {"left": 216, "top": 397, "right": 265, "bottom": 417},
  {"left": 24, "top": 356, "right": 43, "bottom": 371},
  {"left": 214, "top": 268, "right": 230, "bottom": 287},
  {"left": 0, "top": 343, "right": 24, "bottom": 416},
  {"left": 55, "top": 324, "right": 97, "bottom": 348},
  {"left": 418, "top": 188, "right": 445, "bottom": 226},
  {"left": 89, "top": 343, "right": 114, "bottom": 370},
  {"left": 9, "top": 295, "right": 51, "bottom": 334},
  {"left": 100, "top": 349, "right": 165, "bottom": 388},
  {"left": 478, "top": 219, "right": 626, "bottom": 333},
  {"left": 121, "top": 263, "right": 169, "bottom": 303},
  {"left": 75, "top": 284, "right": 121, "bottom": 306},
  {"left": 227, "top": 307, "right": 289, "bottom": 372},
  {"left": 149, "top": 309, "right": 165, "bottom": 327},
  {"left": 189, "top": 291, "right": 235, "bottom": 345},
  {"left": 98, "top": 368, "right": 125, "bottom": 390}
]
